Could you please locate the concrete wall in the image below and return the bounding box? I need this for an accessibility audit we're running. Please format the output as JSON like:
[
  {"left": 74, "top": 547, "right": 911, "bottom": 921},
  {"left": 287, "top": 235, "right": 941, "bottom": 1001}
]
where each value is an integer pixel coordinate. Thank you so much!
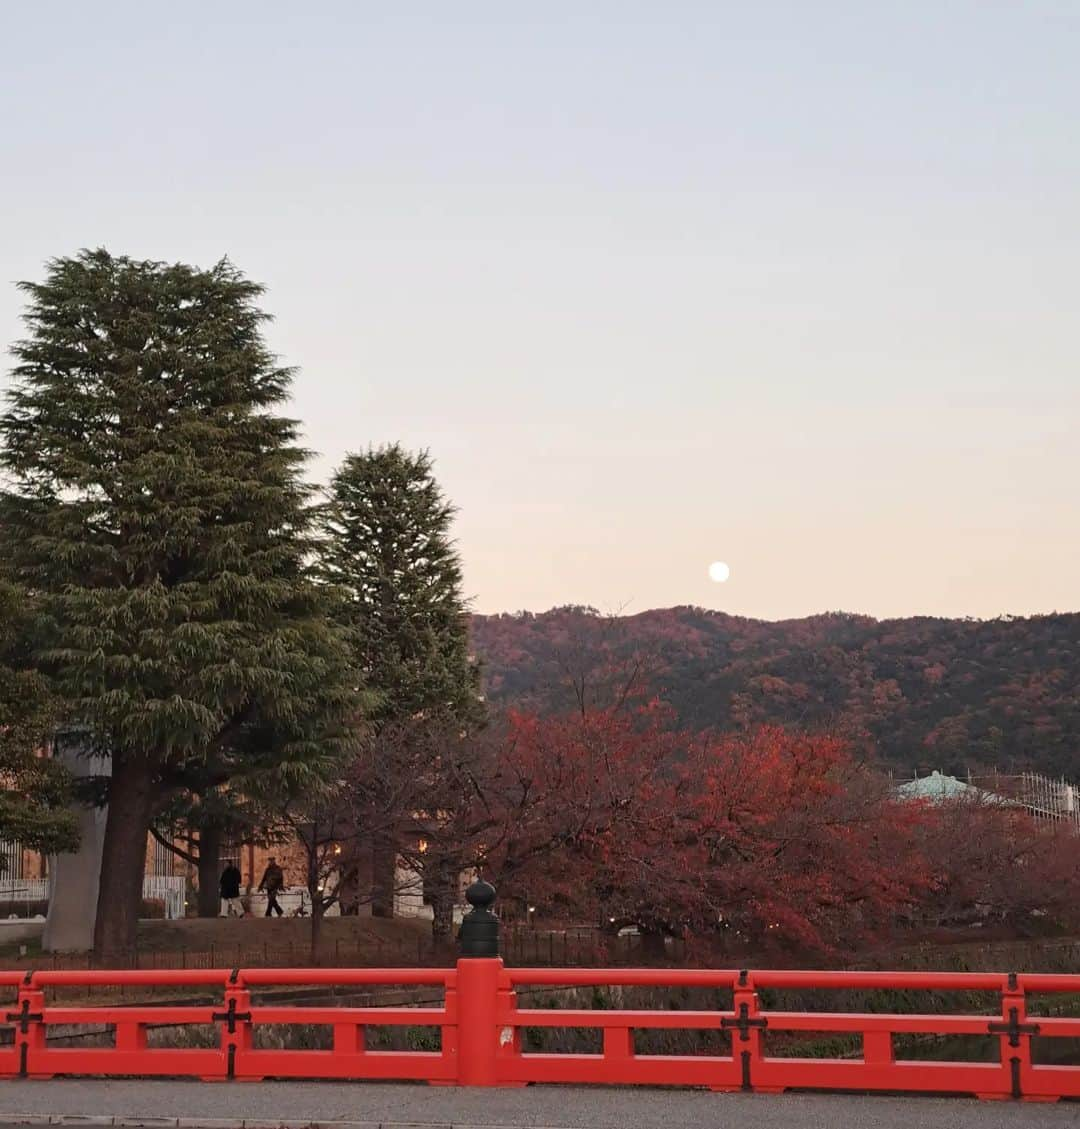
[
  {"left": 42, "top": 735, "right": 110, "bottom": 953},
  {"left": 0, "top": 919, "right": 45, "bottom": 946}
]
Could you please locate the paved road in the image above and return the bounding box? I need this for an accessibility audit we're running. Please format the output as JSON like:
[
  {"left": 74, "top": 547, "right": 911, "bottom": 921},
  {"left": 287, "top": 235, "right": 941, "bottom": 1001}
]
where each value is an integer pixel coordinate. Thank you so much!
[{"left": 0, "top": 1081, "right": 1076, "bottom": 1129}]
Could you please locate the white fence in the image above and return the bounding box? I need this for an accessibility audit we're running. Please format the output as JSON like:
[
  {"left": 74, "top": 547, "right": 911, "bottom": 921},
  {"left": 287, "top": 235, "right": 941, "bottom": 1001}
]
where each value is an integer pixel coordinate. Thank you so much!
[
  {"left": 0, "top": 876, "right": 186, "bottom": 921},
  {"left": 0, "top": 841, "right": 24, "bottom": 879},
  {"left": 240, "top": 886, "right": 318, "bottom": 917},
  {"left": 142, "top": 875, "right": 187, "bottom": 919}
]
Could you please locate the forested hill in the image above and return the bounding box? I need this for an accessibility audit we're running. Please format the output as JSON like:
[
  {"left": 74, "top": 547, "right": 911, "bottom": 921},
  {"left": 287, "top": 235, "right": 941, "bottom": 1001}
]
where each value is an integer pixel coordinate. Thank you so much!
[{"left": 470, "top": 606, "right": 1080, "bottom": 779}]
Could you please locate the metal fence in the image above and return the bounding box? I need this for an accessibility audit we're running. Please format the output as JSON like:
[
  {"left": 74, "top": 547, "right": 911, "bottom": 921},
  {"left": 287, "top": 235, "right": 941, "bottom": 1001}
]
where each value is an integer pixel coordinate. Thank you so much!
[
  {"left": 0, "top": 842, "right": 24, "bottom": 881},
  {"left": 0, "top": 877, "right": 186, "bottom": 921}
]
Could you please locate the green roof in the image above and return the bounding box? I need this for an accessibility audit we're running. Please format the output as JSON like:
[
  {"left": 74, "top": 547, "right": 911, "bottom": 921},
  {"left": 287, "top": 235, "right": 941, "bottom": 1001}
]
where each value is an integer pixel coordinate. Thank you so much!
[{"left": 895, "top": 770, "right": 995, "bottom": 803}]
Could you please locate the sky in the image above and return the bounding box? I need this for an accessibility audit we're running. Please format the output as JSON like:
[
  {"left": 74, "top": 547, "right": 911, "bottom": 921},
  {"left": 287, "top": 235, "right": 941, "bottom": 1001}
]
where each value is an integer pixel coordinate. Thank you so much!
[{"left": 1, "top": 2, "right": 1077, "bottom": 621}]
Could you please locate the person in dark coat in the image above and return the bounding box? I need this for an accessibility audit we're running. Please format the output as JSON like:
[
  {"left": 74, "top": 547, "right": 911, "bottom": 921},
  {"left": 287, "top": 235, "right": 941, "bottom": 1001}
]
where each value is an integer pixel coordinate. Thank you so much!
[
  {"left": 219, "top": 861, "right": 244, "bottom": 918},
  {"left": 258, "top": 857, "right": 286, "bottom": 917}
]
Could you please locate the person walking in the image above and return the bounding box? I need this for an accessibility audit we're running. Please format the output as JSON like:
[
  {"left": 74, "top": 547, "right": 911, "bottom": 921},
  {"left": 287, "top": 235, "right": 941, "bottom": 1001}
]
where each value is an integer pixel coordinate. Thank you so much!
[
  {"left": 258, "top": 857, "right": 285, "bottom": 917},
  {"left": 219, "top": 861, "right": 244, "bottom": 918}
]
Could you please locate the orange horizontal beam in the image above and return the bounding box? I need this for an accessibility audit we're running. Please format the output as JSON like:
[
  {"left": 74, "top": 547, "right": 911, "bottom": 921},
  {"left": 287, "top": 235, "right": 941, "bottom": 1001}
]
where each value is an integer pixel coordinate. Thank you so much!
[
  {"left": 503, "top": 1008, "right": 729, "bottom": 1029},
  {"left": 762, "top": 1010, "right": 996, "bottom": 1035},
  {"left": 504, "top": 968, "right": 739, "bottom": 988},
  {"left": 248, "top": 1007, "right": 449, "bottom": 1026},
  {"left": 238, "top": 967, "right": 453, "bottom": 987},
  {"left": 41, "top": 1007, "right": 219, "bottom": 1025},
  {"left": 748, "top": 970, "right": 1007, "bottom": 991}
]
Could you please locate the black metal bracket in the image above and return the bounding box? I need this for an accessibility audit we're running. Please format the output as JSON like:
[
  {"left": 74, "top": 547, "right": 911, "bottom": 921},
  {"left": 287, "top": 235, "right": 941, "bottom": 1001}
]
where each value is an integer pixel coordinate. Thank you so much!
[
  {"left": 1009, "top": 1056, "right": 1022, "bottom": 1100},
  {"left": 988, "top": 1008, "right": 1040, "bottom": 1049},
  {"left": 721, "top": 1002, "right": 768, "bottom": 1043},
  {"left": 740, "top": 1049, "right": 752, "bottom": 1091},
  {"left": 212, "top": 999, "right": 252, "bottom": 1034},
  {"left": 5, "top": 999, "right": 43, "bottom": 1035}
]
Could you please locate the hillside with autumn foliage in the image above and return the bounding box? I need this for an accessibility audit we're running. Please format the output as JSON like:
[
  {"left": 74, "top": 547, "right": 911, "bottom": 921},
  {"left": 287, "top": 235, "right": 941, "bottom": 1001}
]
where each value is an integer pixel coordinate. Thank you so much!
[{"left": 470, "top": 606, "right": 1080, "bottom": 778}]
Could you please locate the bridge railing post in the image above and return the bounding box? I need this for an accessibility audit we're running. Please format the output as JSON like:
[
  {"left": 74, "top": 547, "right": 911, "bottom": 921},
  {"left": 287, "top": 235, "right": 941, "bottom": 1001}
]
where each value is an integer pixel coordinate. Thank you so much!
[
  {"left": 456, "top": 879, "right": 504, "bottom": 1086},
  {"left": 723, "top": 971, "right": 770, "bottom": 1093},
  {"left": 987, "top": 974, "right": 1038, "bottom": 1101},
  {"left": 9, "top": 976, "right": 47, "bottom": 1079},
  {"left": 211, "top": 973, "right": 254, "bottom": 1081}
]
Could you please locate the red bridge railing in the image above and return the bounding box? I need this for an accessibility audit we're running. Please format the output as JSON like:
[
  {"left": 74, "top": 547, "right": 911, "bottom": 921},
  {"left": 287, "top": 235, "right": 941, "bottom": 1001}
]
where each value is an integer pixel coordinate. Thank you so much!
[
  {"left": 4, "top": 885, "right": 1078, "bottom": 1101},
  {"left": 2, "top": 961, "right": 1079, "bottom": 1101}
]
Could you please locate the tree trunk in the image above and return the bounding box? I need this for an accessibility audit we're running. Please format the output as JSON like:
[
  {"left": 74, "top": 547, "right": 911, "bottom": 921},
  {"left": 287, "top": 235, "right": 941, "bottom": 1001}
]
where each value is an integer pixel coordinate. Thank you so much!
[
  {"left": 310, "top": 900, "right": 323, "bottom": 962},
  {"left": 371, "top": 833, "right": 397, "bottom": 918},
  {"left": 639, "top": 927, "right": 667, "bottom": 961},
  {"left": 197, "top": 824, "right": 222, "bottom": 918},
  {"left": 429, "top": 854, "right": 455, "bottom": 942},
  {"left": 338, "top": 865, "right": 359, "bottom": 916},
  {"left": 306, "top": 824, "right": 322, "bottom": 961},
  {"left": 94, "top": 754, "right": 156, "bottom": 958}
]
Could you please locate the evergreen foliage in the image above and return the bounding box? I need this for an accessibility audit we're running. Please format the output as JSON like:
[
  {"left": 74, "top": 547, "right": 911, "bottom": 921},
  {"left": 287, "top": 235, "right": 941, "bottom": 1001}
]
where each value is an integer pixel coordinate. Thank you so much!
[
  {"left": 319, "top": 445, "right": 481, "bottom": 724},
  {"left": 0, "top": 580, "right": 79, "bottom": 860},
  {"left": 0, "top": 249, "right": 362, "bottom": 952}
]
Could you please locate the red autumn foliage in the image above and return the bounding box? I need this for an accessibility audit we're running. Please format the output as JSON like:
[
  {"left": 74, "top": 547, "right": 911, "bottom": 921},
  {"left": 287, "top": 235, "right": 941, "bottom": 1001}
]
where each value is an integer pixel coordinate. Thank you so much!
[
  {"left": 910, "top": 797, "right": 1080, "bottom": 933},
  {"left": 462, "top": 710, "right": 931, "bottom": 956},
  {"left": 585, "top": 726, "right": 933, "bottom": 956},
  {"left": 389, "top": 701, "right": 684, "bottom": 921},
  {"left": 348, "top": 697, "right": 1080, "bottom": 955}
]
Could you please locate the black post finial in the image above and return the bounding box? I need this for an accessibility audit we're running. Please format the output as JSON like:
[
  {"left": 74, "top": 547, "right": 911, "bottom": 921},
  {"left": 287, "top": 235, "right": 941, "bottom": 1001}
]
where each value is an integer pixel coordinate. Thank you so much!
[{"left": 458, "top": 879, "right": 499, "bottom": 958}]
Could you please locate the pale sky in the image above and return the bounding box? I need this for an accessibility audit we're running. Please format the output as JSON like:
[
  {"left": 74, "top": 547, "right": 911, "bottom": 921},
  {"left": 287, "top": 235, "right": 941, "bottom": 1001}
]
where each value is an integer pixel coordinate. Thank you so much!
[{"left": 2, "top": 2, "right": 1077, "bottom": 620}]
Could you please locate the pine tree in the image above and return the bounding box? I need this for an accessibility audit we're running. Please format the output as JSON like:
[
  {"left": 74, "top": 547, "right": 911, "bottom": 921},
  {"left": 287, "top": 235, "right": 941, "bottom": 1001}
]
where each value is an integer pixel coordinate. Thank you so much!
[
  {"left": 319, "top": 445, "right": 481, "bottom": 724},
  {"left": 318, "top": 445, "right": 482, "bottom": 924},
  {"left": 0, "top": 250, "right": 361, "bottom": 954}
]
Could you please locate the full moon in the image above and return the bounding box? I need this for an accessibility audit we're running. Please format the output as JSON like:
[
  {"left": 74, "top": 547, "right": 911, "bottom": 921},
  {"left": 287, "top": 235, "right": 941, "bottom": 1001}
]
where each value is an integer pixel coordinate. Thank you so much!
[{"left": 708, "top": 561, "right": 730, "bottom": 583}]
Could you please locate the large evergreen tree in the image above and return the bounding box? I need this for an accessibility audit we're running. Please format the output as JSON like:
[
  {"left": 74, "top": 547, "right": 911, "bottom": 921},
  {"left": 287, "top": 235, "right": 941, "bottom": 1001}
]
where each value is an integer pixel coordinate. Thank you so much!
[
  {"left": 318, "top": 445, "right": 482, "bottom": 922},
  {"left": 0, "top": 250, "right": 361, "bottom": 954},
  {"left": 319, "top": 445, "right": 481, "bottom": 724}
]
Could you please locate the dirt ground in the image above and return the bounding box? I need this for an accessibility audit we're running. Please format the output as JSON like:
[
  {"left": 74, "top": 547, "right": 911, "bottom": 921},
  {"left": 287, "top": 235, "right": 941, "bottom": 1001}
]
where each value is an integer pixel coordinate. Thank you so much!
[
  {"left": 136, "top": 913, "right": 429, "bottom": 952},
  {"left": 0, "top": 913, "right": 440, "bottom": 968}
]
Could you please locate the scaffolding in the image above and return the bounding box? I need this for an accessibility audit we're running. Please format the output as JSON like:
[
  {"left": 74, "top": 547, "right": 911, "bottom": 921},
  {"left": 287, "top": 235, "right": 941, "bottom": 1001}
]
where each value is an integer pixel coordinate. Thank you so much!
[
  {"left": 1018, "top": 771, "right": 1080, "bottom": 830},
  {"left": 969, "top": 770, "right": 1080, "bottom": 831}
]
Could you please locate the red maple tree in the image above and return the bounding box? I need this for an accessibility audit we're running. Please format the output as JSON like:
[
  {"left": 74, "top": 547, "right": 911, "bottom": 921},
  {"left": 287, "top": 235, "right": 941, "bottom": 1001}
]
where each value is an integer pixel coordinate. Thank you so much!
[{"left": 474, "top": 712, "right": 932, "bottom": 957}]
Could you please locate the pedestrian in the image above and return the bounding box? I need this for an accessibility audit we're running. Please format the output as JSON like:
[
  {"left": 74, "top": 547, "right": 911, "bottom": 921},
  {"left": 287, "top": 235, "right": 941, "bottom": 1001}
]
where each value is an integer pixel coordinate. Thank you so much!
[
  {"left": 258, "top": 856, "right": 286, "bottom": 917},
  {"left": 219, "top": 860, "right": 244, "bottom": 918}
]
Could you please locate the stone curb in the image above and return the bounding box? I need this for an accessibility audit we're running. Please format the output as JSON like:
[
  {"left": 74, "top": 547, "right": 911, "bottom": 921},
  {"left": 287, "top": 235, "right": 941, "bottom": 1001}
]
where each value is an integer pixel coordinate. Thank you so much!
[{"left": 3, "top": 1118, "right": 575, "bottom": 1129}]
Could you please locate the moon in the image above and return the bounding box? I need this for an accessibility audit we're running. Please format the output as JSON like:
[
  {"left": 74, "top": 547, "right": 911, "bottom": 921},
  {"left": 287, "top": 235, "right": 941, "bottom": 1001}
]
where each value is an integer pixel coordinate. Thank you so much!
[{"left": 708, "top": 561, "right": 730, "bottom": 583}]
